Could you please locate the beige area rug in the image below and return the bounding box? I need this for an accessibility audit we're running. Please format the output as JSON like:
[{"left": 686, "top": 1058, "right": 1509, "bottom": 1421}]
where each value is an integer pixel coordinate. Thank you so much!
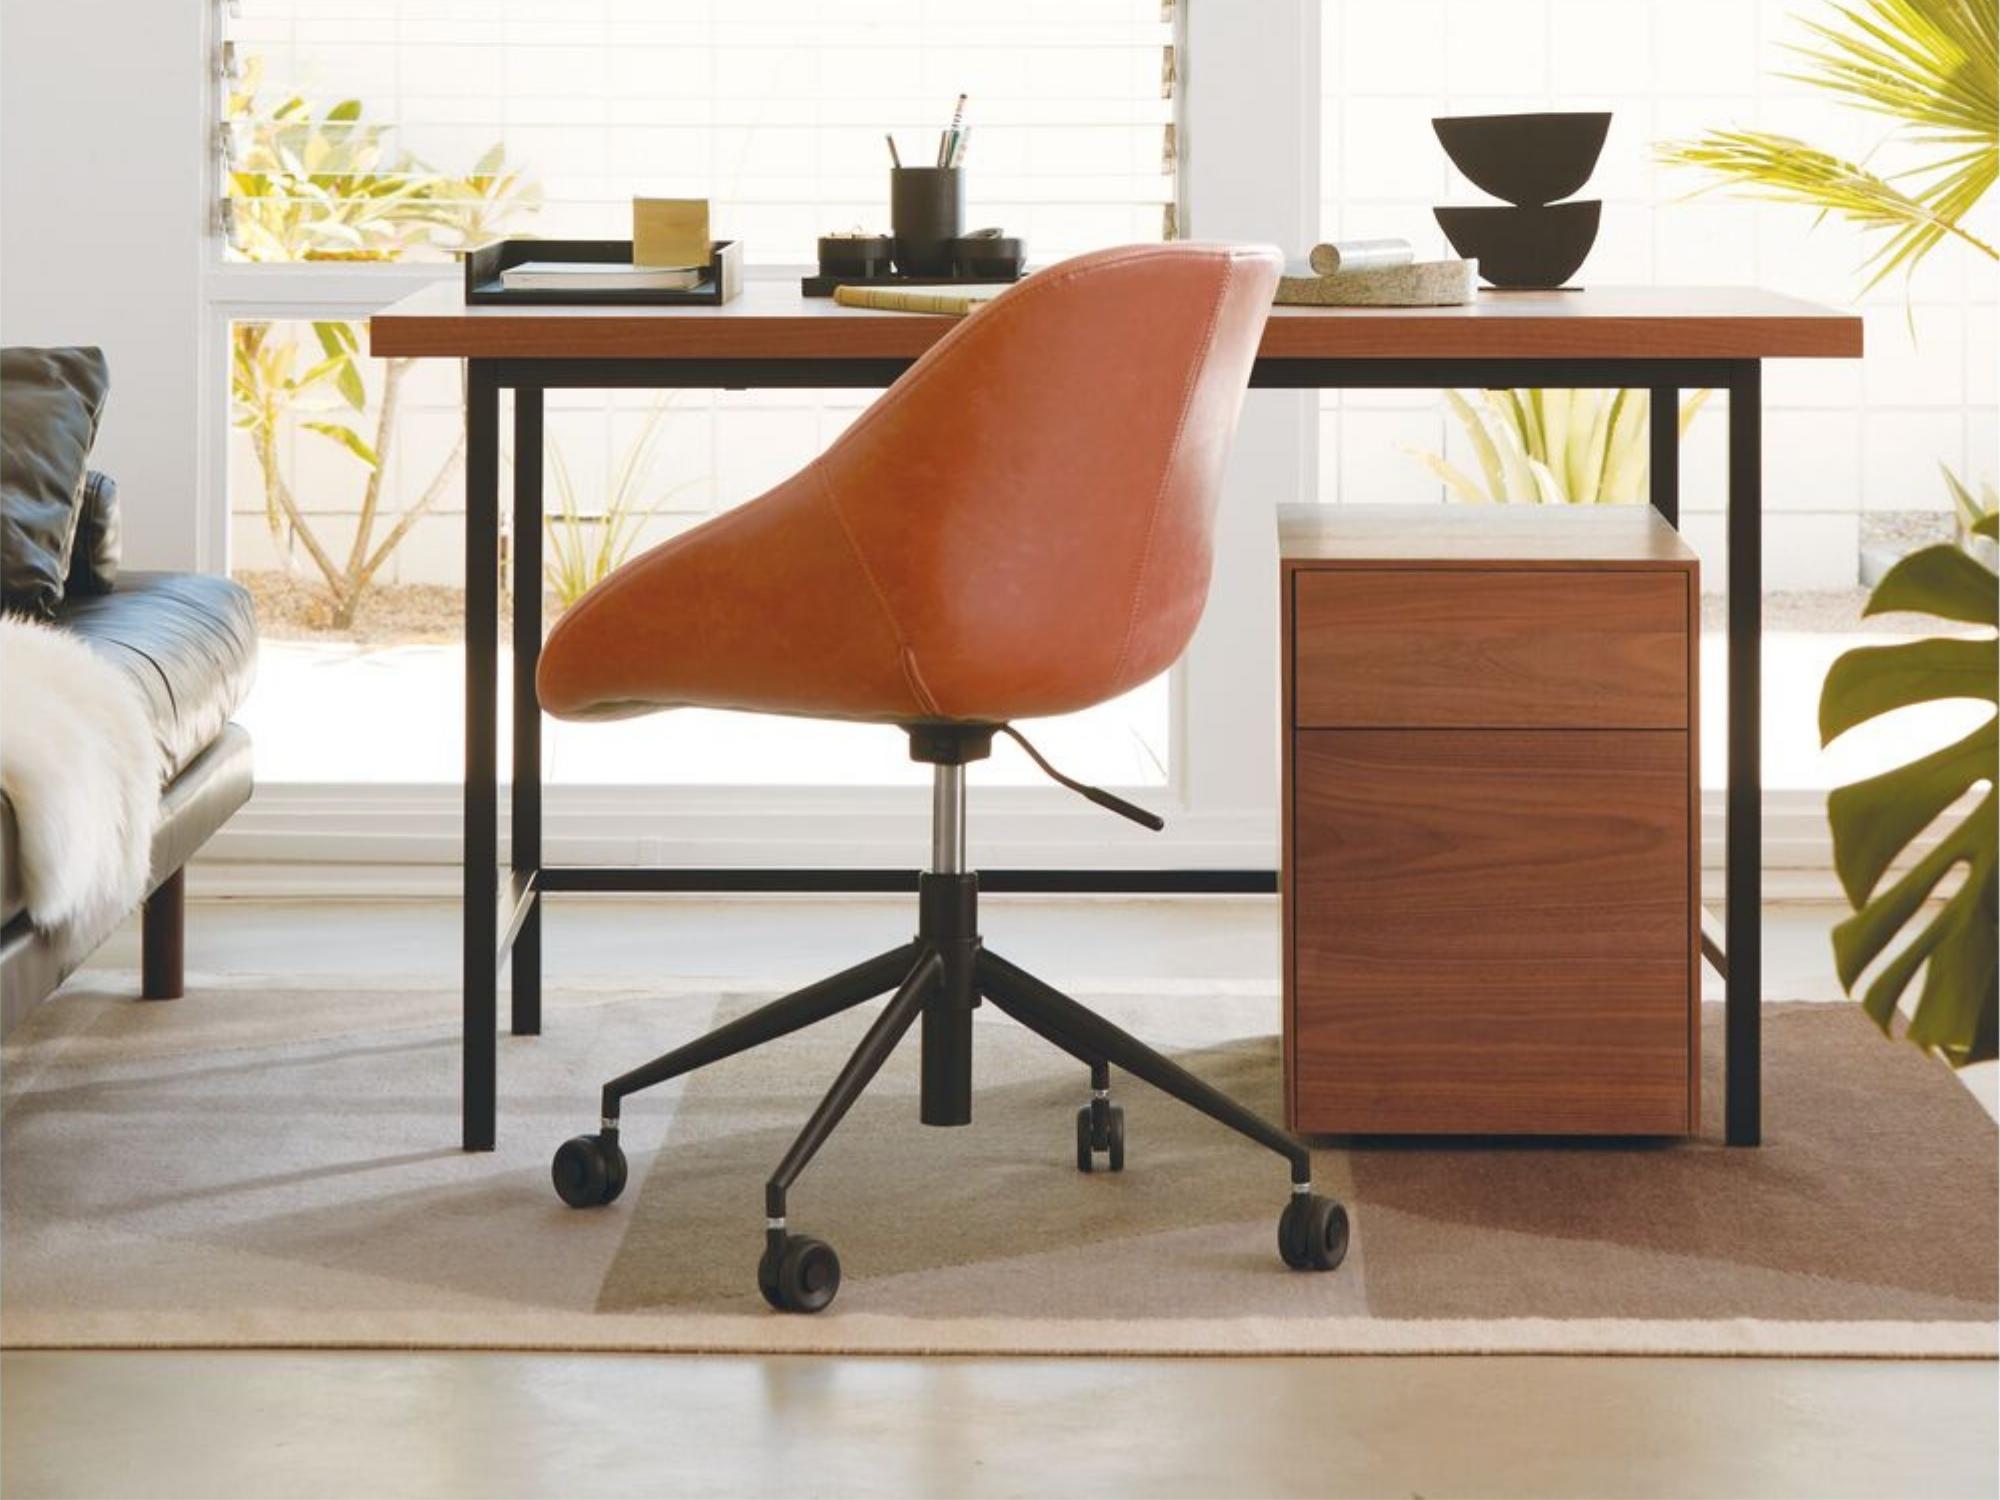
[{"left": 3, "top": 972, "right": 1994, "bottom": 1356}]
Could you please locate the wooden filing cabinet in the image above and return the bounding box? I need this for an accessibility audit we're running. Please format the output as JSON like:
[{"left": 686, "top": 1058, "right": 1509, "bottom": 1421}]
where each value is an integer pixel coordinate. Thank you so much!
[{"left": 1279, "top": 505, "right": 1700, "bottom": 1136}]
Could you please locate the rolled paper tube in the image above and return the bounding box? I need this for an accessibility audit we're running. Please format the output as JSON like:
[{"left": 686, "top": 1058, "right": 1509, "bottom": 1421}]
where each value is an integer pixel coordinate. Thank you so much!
[{"left": 1308, "top": 239, "right": 1415, "bottom": 276}]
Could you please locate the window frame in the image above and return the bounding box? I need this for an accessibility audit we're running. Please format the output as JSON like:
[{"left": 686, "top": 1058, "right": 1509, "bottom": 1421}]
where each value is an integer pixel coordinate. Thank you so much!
[{"left": 199, "top": 1, "right": 1325, "bottom": 876}]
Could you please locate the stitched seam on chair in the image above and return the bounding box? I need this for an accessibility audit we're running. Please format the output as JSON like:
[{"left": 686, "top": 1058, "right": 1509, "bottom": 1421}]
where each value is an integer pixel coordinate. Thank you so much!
[
  {"left": 813, "top": 463, "right": 941, "bottom": 717},
  {"left": 899, "top": 647, "right": 941, "bottom": 719},
  {"left": 1105, "top": 257, "right": 1233, "bottom": 689}
]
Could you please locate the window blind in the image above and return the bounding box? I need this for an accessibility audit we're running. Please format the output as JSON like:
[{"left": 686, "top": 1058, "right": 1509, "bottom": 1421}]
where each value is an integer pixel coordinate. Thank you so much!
[{"left": 217, "top": 0, "right": 1180, "bottom": 265}]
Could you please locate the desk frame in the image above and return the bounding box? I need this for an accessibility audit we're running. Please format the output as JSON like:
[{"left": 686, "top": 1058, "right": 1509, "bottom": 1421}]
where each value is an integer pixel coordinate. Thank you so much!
[{"left": 463, "top": 352, "right": 1761, "bottom": 1153}]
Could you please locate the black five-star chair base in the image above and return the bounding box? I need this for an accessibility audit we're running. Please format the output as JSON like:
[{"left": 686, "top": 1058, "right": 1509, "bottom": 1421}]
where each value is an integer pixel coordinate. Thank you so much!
[{"left": 552, "top": 734, "right": 1349, "bottom": 1313}]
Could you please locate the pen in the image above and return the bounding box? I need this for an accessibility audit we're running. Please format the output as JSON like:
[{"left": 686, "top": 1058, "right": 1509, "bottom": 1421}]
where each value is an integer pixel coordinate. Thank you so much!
[
  {"left": 886, "top": 132, "right": 902, "bottom": 168},
  {"left": 938, "top": 92, "right": 967, "bottom": 167}
]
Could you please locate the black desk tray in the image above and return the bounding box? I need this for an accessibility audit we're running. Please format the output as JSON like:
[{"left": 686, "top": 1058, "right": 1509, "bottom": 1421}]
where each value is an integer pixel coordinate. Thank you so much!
[{"left": 465, "top": 239, "right": 743, "bottom": 306}]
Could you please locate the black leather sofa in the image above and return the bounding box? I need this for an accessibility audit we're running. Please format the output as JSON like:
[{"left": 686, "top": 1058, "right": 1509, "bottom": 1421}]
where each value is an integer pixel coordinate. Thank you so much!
[
  {"left": 0, "top": 573, "right": 257, "bottom": 1030},
  {"left": 1, "top": 345, "right": 257, "bottom": 1029}
]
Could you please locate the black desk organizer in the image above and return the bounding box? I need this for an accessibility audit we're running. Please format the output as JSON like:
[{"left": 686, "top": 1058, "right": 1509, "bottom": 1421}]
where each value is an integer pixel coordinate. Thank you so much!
[
  {"left": 802, "top": 227, "right": 1025, "bottom": 297},
  {"left": 464, "top": 238, "right": 744, "bottom": 306}
]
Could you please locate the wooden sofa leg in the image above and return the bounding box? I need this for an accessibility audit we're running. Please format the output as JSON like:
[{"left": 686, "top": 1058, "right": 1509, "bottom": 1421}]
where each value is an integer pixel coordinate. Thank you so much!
[{"left": 141, "top": 868, "right": 186, "bottom": 1001}]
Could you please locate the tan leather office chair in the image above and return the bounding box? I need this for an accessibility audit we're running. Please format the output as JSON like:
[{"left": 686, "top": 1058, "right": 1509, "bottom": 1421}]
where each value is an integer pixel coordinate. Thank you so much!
[{"left": 539, "top": 243, "right": 1347, "bottom": 1312}]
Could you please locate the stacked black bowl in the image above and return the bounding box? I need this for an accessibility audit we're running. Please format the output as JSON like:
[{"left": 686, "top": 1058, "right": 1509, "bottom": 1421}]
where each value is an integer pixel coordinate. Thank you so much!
[{"left": 1432, "top": 112, "right": 1609, "bottom": 290}]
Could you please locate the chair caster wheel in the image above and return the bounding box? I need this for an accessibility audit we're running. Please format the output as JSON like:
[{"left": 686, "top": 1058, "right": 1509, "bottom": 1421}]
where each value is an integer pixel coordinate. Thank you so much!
[
  {"left": 758, "top": 1233, "right": 841, "bottom": 1313},
  {"left": 1278, "top": 1192, "right": 1348, "bottom": 1272},
  {"left": 551, "top": 1133, "right": 627, "bottom": 1208},
  {"left": 1075, "top": 1103, "right": 1125, "bottom": 1172}
]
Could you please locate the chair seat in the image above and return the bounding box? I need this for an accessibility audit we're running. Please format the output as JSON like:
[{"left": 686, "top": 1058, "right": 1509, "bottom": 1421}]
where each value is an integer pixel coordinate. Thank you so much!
[
  {"left": 536, "top": 469, "right": 941, "bottom": 725},
  {"left": 536, "top": 463, "right": 1177, "bottom": 730}
]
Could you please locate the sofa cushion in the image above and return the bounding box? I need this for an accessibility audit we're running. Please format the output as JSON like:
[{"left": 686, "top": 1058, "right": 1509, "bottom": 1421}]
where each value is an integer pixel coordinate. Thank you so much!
[
  {"left": 55, "top": 572, "right": 258, "bottom": 782},
  {"left": 1, "top": 346, "right": 110, "bottom": 617},
  {"left": 65, "top": 470, "right": 120, "bottom": 596}
]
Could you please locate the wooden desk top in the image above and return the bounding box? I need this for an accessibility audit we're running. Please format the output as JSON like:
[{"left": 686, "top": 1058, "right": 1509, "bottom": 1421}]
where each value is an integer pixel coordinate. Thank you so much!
[{"left": 370, "top": 279, "right": 1862, "bottom": 363}]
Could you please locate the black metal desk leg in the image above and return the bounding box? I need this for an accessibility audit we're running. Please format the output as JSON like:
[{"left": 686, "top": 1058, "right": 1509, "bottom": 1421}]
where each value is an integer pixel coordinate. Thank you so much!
[
  {"left": 1649, "top": 385, "right": 1679, "bottom": 527},
  {"left": 1726, "top": 362, "right": 1762, "bottom": 1146},
  {"left": 464, "top": 364, "right": 501, "bottom": 1151},
  {"left": 511, "top": 386, "right": 544, "bottom": 1037}
]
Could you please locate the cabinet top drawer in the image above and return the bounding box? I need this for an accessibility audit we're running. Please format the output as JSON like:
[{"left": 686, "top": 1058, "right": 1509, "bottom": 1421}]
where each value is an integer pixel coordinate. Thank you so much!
[
  {"left": 1277, "top": 503, "right": 1699, "bottom": 566},
  {"left": 1291, "top": 569, "right": 1692, "bottom": 730}
]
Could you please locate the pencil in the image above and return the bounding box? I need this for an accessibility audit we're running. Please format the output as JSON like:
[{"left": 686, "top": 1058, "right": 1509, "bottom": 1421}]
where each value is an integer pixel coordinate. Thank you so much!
[
  {"left": 939, "top": 93, "right": 968, "bottom": 167},
  {"left": 886, "top": 133, "right": 902, "bottom": 168}
]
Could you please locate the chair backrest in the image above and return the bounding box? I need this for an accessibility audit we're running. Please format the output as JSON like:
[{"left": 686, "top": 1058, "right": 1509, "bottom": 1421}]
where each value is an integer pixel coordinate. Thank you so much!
[{"left": 814, "top": 242, "right": 1281, "bottom": 720}]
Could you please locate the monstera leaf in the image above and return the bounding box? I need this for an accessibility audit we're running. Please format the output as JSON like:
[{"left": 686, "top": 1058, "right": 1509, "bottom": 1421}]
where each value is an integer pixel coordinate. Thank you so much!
[{"left": 1819, "top": 512, "right": 1999, "bottom": 1066}]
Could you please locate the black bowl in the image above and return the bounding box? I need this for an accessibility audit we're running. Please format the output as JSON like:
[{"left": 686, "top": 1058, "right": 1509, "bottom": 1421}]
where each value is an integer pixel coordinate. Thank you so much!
[
  {"left": 818, "top": 234, "right": 894, "bottom": 278},
  {"left": 950, "top": 236, "right": 1025, "bottom": 280},
  {"left": 1432, "top": 112, "right": 1611, "bottom": 207},
  {"left": 1434, "top": 201, "right": 1601, "bottom": 289}
]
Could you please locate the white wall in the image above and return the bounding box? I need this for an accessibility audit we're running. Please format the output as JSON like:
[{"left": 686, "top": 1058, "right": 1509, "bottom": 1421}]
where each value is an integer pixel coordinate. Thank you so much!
[
  {"left": 1318, "top": 0, "right": 1998, "bottom": 590},
  {"left": 1178, "top": 0, "right": 1319, "bottom": 849},
  {"left": 1, "top": 1, "right": 210, "bottom": 572}
]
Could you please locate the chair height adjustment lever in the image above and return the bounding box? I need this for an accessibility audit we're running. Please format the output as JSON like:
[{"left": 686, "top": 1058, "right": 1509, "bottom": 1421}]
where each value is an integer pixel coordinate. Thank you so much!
[{"left": 998, "top": 726, "right": 1165, "bottom": 832}]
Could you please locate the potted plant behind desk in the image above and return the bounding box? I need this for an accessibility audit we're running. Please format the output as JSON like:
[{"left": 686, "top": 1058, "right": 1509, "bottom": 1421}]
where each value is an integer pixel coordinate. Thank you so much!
[{"left": 1657, "top": 0, "right": 1998, "bottom": 1063}]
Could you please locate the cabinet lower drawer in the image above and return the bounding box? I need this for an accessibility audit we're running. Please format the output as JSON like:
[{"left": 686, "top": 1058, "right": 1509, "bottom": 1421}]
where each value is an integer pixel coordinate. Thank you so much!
[{"left": 1287, "top": 728, "right": 1695, "bottom": 1136}]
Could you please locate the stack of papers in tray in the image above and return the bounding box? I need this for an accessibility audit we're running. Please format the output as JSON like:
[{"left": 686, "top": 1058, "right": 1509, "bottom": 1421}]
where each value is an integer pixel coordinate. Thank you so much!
[{"left": 499, "top": 261, "right": 703, "bottom": 292}]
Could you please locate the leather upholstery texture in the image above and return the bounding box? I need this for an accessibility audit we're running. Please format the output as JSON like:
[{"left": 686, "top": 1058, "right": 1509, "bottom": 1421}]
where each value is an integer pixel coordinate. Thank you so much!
[
  {"left": 56, "top": 571, "right": 259, "bottom": 781},
  {"left": 0, "top": 346, "right": 110, "bottom": 617},
  {"left": 65, "top": 470, "right": 120, "bottom": 596},
  {"left": 537, "top": 243, "right": 1282, "bottom": 726}
]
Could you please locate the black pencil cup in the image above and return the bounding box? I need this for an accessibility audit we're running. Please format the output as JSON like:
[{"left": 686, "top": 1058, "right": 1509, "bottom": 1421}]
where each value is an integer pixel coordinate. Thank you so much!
[{"left": 891, "top": 167, "right": 963, "bottom": 276}]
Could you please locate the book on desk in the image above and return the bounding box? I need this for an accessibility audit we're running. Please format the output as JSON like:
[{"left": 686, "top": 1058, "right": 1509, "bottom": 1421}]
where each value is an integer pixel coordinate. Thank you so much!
[{"left": 830, "top": 283, "right": 1012, "bottom": 315}]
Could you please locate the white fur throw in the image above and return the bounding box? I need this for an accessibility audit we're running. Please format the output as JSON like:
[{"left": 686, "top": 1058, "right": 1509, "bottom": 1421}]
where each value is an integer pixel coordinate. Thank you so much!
[{"left": 0, "top": 614, "right": 160, "bottom": 934}]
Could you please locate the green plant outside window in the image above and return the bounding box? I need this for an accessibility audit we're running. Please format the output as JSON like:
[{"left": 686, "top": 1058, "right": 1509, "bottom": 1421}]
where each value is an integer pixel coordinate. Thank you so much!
[
  {"left": 1412, "top": 388, "right": 1709, "bottom": 505},
  {"left": 225, "top": 57, "right": 538, "bottom": 628}
]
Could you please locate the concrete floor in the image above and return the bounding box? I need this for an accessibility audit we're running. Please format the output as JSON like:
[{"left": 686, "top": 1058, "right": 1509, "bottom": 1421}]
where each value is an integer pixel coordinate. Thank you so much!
[
  {"left": 7, "top": 1350, "right": 1994, "bottom": 1500},
  {"left": 6, "top": 897, "right": 1996, "bottom": 1499}
]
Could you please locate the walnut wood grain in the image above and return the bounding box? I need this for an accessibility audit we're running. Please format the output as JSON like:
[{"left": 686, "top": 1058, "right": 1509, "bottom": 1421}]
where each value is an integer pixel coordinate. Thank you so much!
[
  {"left": 1292, "top": 570, "right": 1690, "bottom": 730},
  {"left": 1289, "top": 729, "right": 1693, "bottom": 1136},
  {"left": 369, "top": 280, "right": 1862, "bottom": 362}
]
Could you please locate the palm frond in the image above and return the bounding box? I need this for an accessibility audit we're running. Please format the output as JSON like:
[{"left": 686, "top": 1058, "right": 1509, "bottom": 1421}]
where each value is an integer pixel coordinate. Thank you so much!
[
  {"left": 1658, "top": 0, "right": 1998, "bottom": 290},
  {"left": 1658, "top": 130, "right": 1997, "bottom": 289},
  {"left": 1785, "top": 0, "right": 1997, "bottom": 141}
]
